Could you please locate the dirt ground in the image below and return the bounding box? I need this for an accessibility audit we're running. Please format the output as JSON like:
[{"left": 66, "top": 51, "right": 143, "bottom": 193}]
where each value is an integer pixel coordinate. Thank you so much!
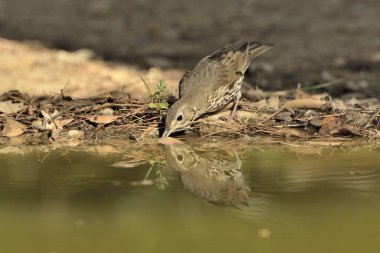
[
  {"left": 1, "top": 0, "right": 379, "bottom": 98},
  {"left": 1, "top": 0, "right": 380, "bottom": 144},
  {"left": 0, "top": 38, "right": 182, "bottom": 99},
  {"left": 1, "top": 68, "right": 379, "bottom": 145}
]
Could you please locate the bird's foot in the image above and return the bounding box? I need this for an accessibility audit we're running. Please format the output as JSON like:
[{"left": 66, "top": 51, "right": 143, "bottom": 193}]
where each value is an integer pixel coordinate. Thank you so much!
[{"left": 228, "top": 110, "right": 238, "bottom": 122}]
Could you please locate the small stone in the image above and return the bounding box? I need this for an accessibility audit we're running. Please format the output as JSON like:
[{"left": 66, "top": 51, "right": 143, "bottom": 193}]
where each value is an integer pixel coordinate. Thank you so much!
[
  {"left": 67, "top": 130, "right": 84, "bottom": 138},
  {"left": 275, "top": 111, "right": 293, "bottom": 122},
  {"left": 98, "top": 108, "right": 114, "bottom": 115},
  {"left": 309, "top": 118, "right": 322, "bottom": 128}
]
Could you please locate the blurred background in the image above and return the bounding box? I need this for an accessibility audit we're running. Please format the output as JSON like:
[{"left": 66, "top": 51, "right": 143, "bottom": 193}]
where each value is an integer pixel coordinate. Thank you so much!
[{"left": 0, "top": 0, "right": 379, "bottom": 98}]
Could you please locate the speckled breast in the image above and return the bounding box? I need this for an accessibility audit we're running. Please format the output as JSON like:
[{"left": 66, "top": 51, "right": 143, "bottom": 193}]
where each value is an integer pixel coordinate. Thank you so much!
[{"left": 206, "top": 76, "right": 243, "bottom": 113}]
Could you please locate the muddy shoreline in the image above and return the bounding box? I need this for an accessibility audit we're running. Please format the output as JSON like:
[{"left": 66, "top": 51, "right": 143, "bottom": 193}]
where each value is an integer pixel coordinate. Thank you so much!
[{"left": 1, "top": 84, "right": 379, "bottom": 146}]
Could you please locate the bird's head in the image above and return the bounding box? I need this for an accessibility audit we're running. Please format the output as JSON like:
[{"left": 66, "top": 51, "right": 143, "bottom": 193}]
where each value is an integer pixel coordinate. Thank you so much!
[{"left": 163, "top": 101, "right": 197, "bottom": 137}]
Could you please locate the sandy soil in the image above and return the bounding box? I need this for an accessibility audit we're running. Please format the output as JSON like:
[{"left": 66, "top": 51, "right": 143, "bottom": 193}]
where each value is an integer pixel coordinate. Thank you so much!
[{"left": 0, "top": 38, "right": 183, "bottom": 99}]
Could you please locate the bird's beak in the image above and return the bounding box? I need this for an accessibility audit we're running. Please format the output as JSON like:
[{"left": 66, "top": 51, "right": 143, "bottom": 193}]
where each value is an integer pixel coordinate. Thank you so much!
[{"left": 162, "top": 129, "right": 172, "bottom": 137}]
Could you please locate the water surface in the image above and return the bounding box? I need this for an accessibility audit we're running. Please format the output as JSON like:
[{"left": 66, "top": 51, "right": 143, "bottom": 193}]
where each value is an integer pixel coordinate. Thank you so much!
[{"left": 0, "top": 143, "right": 379, "bottom": 253}]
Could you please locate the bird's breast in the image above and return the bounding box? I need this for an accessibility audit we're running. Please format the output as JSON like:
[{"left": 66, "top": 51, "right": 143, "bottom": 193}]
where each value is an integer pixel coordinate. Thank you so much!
[{"left": 206, "top": 76, "right": 244, "bottom": 112}]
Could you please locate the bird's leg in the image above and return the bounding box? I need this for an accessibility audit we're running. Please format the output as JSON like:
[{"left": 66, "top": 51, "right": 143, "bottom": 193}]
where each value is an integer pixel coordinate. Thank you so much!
[{"left": 230, "top": 91, "right": 241, "bottom": 120}]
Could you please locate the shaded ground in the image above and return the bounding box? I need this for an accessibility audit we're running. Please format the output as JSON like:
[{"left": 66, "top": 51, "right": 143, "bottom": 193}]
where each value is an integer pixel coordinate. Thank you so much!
[{"left": 1, "top": 0, "right": 380, "bottom": 97}]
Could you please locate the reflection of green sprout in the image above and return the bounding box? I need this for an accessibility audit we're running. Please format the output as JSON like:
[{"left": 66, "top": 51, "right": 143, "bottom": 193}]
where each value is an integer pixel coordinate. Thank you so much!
[
  {"left": 144, "top": 159, "right": 168, "bottom": 190},
  {"left": 155, "top": 170, "right": 169, "bottom": 190},
  {"left": 139, "top": 75, "right": 168, "bottom": 110}
]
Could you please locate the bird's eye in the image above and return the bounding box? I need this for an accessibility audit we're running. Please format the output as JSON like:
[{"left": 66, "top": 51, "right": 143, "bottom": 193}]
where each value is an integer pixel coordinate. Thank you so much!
[
  {"left": 177, "top": 154, "right": 184, "bottom": 162},
  {"left": 176, "top": 114, "right": 183, "bottom": 121}
]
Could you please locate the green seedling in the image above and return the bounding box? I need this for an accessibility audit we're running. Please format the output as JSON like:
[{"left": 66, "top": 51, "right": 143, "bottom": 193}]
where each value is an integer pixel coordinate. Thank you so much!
[
  {"left": 148, "top": 80, "right": 169, "bottom": 110},
  {"left": 139, "top": 75, "right": 169, "bottom": 110}
]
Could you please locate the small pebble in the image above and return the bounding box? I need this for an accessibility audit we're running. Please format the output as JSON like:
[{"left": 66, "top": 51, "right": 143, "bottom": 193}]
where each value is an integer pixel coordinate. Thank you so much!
[
  {"left": 99, "top": 108, "right": 114, "bottom": 115},
  {"left": 67, "top": 130, "right": 84, "bottom": 138},
  {"left": 275, "top": 111, "right": 293, "bottom": 122}
]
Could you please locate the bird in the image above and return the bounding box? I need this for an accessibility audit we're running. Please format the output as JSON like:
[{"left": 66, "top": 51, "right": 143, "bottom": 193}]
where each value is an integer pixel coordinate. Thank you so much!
[
  {"left": 164, "top": 144, "right": 249, "bottom": 206},
  {"left": 162, "top": 40, "right": 273, "bottom": 137}
]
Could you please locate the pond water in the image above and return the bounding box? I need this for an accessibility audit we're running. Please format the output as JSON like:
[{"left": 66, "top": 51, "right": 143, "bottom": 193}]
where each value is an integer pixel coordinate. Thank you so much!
[{"left": 0, "top": 143, "right": 379, "bottom": 253}]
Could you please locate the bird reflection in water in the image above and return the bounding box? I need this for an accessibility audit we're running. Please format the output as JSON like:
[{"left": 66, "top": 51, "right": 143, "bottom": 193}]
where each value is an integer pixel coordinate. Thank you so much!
[{"left": 165, "top": 144, "right": 250, "bottom": 207}]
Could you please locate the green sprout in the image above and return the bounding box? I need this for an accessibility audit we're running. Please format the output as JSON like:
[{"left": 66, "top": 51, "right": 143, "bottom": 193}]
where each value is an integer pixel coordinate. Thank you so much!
[
  {"left": 148, "top": 80, "right": 169, "bottom": 110},
  {"left": 139, "top": 75, "right": 169, "bottom": 110}
]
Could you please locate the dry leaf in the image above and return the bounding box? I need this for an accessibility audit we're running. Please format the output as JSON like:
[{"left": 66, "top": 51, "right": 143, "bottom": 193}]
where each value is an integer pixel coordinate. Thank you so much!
[
  {"left": 140, "top": 126, "right": 159, "bottom": 139},
  {"left": 40, "top": 109, "right": 59, "bottom": 130},
  {"left": 55, "top": 117, "right": 74, "bottom": 129},
  {"left": 40, "top": 109, "right": 52, "bottom": 120},
  {"left": 0, "top": 100, "right": 25, "bottom": 114},
  {"left": 319, "top": 116, "right": 342, "bottom": 135},
  {"left": 41, "top": 109, "right": 59, "bottom": 120},
  {"left": 251, "top": 99, "right": 268, "bottom": 109},
  {"left": 31, "top": 119, "right": 44, "bottom": 129},
  {"left": 43, "top": 120, "right": 55, "bottom": 130},
  {"left": 295, "top": 86, "right": 312, "bottom": 99},
  {"left": 268, "top": 96, "right": 280, "bottom": 110},
  {"left": 85, "top": 115, "right": 119, "bottom": 124},
  {"left": 1, "top": 118, "right": 26, "bottom": 137},
  {"left": 158, "top": 137, "right": 185, "bottom": 145}
]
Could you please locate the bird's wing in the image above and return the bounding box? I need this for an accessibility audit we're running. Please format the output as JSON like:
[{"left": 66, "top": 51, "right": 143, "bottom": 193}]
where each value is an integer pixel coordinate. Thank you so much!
[
  {"left": 178, "top": 54, "right": 213, "bottom": 98},
  {"left": 179, "top": 40, "right": 273, "bottom": 97},
  {"left": 179, "top": 56, "right": 238, "bottom": 97},
  {"left": 210, "top": 40, "right": 273, "bottom": 74},
  {"left": 178, "top": 70, "right": 192, "bottom": 98}
]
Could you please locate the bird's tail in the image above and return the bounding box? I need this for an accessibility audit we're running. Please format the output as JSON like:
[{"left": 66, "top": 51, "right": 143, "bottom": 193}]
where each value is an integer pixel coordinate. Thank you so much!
[
  {"left": 247, "top": 41, "right": 274, "bottom": 59},
  {"left": 210, "top": 40, "right": 274, "bottom": 60},
  {"left": 209, "top": 40, "right": 273, "bottom": 73}
]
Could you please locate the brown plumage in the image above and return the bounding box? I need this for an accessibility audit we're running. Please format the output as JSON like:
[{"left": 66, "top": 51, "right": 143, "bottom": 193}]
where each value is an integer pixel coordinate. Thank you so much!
[
  {"left": 163, "top": 40, "right": 273, "bottom": 137},
  {"left": 165, "top": 144, "right": 249, "bottom": 206}
]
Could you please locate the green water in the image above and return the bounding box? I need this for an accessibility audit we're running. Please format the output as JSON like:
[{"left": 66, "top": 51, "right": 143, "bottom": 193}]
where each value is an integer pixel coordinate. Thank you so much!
[{"left": 0, "top": 144, "right": 379, "bottom": 253}]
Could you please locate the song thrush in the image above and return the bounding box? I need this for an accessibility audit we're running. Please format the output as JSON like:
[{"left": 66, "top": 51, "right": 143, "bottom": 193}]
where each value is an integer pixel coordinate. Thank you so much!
[
  {"left": 162, "top": 40, "right": 273, "bottom": 137},
  {"left": 165, "top": 144, "right": 249, "bottom": 206}
]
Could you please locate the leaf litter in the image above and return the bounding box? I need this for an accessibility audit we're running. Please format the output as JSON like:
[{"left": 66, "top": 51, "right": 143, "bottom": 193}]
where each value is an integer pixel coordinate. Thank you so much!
[{"left": 0, "top": 82, "right": 379, "bottom": 145}]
